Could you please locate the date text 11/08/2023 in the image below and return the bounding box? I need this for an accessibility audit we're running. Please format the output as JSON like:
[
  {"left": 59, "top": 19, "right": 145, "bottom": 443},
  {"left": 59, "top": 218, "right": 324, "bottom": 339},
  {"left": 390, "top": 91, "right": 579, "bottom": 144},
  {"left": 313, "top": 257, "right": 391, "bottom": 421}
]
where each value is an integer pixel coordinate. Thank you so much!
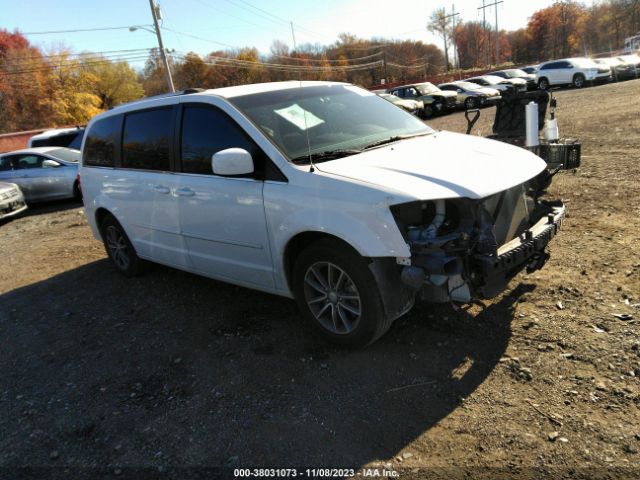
[{"left": 233, "top": 468, "right": 399, "bottom": 477}]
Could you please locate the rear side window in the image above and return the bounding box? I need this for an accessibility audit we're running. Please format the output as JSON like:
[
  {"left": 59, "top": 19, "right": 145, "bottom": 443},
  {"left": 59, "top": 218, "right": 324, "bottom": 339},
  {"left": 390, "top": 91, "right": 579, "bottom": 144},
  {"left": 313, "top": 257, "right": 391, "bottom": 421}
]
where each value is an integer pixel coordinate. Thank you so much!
[
  {"left": 180, "top": 105, "right": 264, "bottom": 176},
  {"left": 122, "top": 108, "right": 173, "bottom": 171},
  {"left": 84, "top": 116, "right": 121, "bottom": 167},
  {"left": 0, "top": 156, "right": 13, "bottom": 171}
]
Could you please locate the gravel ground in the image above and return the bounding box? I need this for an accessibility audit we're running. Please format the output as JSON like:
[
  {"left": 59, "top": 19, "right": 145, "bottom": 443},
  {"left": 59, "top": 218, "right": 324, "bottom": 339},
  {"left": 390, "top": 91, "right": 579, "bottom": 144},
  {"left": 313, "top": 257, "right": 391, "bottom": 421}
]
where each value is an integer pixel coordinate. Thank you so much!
[{"left": 1, "top": 79, "right": 639, "bottom": 479}]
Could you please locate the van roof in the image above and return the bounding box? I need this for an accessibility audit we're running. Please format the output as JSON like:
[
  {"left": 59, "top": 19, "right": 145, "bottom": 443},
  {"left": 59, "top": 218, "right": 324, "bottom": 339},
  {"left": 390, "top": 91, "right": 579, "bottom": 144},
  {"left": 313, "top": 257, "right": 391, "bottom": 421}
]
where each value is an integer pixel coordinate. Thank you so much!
[{"left": 110, "top": 81, "right": 348, "bottom": 112}]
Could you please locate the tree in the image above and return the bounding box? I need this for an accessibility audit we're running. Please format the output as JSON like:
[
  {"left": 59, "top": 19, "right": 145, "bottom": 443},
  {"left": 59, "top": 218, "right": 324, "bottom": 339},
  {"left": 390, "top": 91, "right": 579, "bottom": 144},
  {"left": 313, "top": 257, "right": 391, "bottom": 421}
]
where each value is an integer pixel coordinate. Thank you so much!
[
  {"left": 428, "top": 8, "right": 452, "bottom": 72},
  {"left": 174, "top": 52, "right": 208, "bottom": 89},
  {"left": 79, "top": 54, "right": 143, "bottom": 109}
]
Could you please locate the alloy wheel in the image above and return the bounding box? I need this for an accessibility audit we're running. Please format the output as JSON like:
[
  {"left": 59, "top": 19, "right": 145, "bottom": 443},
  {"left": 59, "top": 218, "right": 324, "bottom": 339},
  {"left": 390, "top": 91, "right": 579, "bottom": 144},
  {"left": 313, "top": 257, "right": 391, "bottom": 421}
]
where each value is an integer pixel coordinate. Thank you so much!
[
  {"left": 303, "top": 261, "right": 361, "bottom": 335},
  {"left": 105, "top": 225, "right": 130, "bottom": 270}
]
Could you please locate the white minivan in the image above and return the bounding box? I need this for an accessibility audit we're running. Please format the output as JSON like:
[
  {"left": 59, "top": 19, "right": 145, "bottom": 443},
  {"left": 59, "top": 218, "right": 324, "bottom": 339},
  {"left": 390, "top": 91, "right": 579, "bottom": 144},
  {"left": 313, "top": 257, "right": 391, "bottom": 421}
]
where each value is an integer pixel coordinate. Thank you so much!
[{"left": 80, "top": 81, "right": 565, "bottom": 347}]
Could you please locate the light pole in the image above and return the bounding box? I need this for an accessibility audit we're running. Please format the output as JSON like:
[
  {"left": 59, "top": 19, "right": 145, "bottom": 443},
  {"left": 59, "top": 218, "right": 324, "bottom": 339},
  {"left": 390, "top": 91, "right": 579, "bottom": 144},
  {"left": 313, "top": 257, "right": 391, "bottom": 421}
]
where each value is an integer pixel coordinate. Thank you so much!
[{"left": 129, "top": 1, "right": 175, "bottom": 92}]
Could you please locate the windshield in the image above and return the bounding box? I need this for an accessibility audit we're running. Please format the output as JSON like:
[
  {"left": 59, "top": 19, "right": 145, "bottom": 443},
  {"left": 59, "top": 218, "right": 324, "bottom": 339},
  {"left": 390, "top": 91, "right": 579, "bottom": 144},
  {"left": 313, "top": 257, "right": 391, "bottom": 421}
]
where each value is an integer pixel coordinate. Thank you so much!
[
  {"left": 503, "top": 69, "right": 527, "bottom": 77},
  {"left": 229, "top": 84, "right": 433, "bottom": 162},
  {"left": 47, "top": 147, "right": 80, "bottom": 163},
  {"left": 416, "top": 83, "right": 440, "bottom": 94},
  {"left": 479, "top": 76, "right": 503, "bottom": 84},
  {"left": 454, "top": 81, "right": 481, "bottom": 90}
]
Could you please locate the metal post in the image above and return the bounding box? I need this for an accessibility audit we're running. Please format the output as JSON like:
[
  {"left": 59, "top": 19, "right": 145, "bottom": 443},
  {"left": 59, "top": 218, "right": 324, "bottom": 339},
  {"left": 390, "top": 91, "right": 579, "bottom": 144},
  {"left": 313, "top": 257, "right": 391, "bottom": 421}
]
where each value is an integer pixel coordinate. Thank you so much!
[
  {"left": 478, "top": 1, "right": 503, "bottom": 67},
  {"left": 148, "top": 0, "right": 175, "bottom": 92},
  {"left": 290, "top": 21, "right": 298, "bottom": 51},
  {"left": 495, "top": 1, "right": 499, "bottom": 65},
  {"left": 445, "top": 5, "right": 460, "bottom": 69}
]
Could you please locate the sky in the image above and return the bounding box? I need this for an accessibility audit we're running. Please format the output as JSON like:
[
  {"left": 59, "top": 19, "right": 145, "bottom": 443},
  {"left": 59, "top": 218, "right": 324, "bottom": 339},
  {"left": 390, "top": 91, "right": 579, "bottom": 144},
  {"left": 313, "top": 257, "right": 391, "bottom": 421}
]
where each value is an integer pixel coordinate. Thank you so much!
[{"left": 2, "top": 0, "right": 556, "bottom": 67}]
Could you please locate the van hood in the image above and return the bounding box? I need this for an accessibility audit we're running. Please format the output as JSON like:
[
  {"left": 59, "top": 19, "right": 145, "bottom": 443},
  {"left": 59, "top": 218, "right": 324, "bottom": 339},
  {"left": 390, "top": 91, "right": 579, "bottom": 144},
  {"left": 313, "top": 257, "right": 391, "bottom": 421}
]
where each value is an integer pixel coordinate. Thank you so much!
[{"left": 317, "top": 131, "right": 546, "bottom": 200}]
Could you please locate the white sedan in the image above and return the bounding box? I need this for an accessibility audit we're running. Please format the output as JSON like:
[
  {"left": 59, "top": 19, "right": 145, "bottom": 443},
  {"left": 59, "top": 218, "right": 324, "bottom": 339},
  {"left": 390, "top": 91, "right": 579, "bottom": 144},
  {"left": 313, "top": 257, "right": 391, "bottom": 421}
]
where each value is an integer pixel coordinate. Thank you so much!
[
  {"left": 0, "top": 147, "right": 81, "bottom": 203},
  {"left": 0, "top": 182, "right": 27, "bottom": 220}
]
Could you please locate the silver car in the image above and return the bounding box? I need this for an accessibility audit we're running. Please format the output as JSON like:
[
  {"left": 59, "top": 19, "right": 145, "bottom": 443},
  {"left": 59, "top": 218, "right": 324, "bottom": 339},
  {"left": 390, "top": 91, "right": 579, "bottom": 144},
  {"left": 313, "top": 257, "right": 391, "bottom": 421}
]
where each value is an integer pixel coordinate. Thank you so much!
[
  {"left": 0, "top": 147, "right": 80, "bottom": 203},
  {"left": 0, "top": 182, "right": 27, "bottom": 220}
]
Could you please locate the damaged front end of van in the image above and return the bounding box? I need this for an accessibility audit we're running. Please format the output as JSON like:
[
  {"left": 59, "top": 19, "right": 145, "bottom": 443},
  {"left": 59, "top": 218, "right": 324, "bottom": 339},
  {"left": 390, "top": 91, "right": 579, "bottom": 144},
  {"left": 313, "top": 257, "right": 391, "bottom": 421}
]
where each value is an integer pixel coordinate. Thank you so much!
[{"left": 391, "top": 171, "right": 564, "bottom": 303}]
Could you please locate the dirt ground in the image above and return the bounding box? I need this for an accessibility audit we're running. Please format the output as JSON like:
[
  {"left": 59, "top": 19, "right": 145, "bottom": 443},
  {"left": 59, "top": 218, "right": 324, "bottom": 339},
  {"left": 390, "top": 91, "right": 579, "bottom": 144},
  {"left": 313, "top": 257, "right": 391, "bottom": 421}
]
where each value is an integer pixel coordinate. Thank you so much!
[{"left": 1, "top": 80, "right": 639, "bottom": 479}]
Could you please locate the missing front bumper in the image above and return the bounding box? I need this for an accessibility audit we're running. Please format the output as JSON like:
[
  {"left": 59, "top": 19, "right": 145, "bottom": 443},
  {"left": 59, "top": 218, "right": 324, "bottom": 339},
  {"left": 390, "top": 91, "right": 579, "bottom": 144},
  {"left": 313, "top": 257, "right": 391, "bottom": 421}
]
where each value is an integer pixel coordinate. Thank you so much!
[
  {"left": 472, "top": 201, "right": 565, "bottom": 298},
  {"left": 401, "top": 201, "right": 565, "bottom": 303}
]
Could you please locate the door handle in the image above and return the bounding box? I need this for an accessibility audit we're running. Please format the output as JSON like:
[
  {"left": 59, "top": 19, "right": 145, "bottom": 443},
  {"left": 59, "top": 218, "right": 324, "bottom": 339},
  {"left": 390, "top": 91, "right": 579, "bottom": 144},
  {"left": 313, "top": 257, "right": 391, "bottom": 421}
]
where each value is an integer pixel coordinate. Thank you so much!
[
  {"left": 175, "top": 187, "right": 195, "bottom": 197},
  {"left": 153, "top": 185, "right": 170, "bottom": 194}
]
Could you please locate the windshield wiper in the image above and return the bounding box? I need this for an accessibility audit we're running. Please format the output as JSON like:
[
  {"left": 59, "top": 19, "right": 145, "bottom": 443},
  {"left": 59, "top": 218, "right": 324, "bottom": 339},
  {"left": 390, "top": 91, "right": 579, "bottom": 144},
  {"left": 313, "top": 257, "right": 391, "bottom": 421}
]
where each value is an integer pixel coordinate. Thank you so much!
[
  {"left": 290, "top": 149, "right": 362, "bottom": 164},
  {"left": 360, "top": 132, "right": 432, "bottom": 151}
]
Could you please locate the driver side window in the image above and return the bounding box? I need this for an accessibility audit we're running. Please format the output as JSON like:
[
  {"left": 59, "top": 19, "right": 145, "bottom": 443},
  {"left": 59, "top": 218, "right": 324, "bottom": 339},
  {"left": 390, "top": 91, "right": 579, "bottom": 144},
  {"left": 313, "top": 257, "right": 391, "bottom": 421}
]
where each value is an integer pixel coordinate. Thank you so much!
[
  {"left": 15, "top": 155, "right": 45, "bottom": 169},
  {"left": 180, "top": 104, "right": 267, "bottom": 177}
]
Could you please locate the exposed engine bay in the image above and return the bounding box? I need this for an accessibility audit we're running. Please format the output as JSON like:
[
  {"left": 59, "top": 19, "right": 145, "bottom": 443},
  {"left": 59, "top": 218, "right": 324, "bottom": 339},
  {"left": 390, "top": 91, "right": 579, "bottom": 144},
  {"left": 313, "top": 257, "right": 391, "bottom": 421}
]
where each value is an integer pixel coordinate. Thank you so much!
[{"left": 392, "top": 170, "right": 564, "bottom": 303}]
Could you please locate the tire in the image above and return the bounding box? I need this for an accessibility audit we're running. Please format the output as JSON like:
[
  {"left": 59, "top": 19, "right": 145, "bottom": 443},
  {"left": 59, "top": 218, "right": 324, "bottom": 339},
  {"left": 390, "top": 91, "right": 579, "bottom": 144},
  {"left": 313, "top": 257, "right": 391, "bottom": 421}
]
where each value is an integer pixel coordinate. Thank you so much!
[
  {"left": 464, "top": 97, "right": 477, "bottom": 110},
  {"left": 538, "top": 77, "right": 549, "bottom": 90},
  {"left": 100, "top": 215, "right": 146, "bottom": 277},
  {"left": 292, "top": 239, "right": 391, "bottom": 348},
  {"left": 433, "top": 100, "right": 444, "bottom": 114},
  {"left": 422, "top": 104, "right": 435, "bottom": 118},
  {"left": 572, "top": 73, "right": 585, "bottom": 88},
  {"left": 72, "top": 180, "right": 82, "bottom": 201}
]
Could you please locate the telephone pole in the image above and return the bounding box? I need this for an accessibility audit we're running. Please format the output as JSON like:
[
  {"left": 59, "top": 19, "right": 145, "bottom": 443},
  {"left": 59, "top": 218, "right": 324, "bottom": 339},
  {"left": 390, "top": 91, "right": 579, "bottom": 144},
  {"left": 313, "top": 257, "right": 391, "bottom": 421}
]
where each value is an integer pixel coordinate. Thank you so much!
[
  {"left": 290, "top": 21, "right": 298, "bottom": 51},
  {"left": 478, "top": 0, "right": 503, "bottom": 66},
  {"left": 148, "top": 0, "right": 175, "bottom": 92},
  {"left": 444, "top": 5, "right": 460, "bottom": 69}
]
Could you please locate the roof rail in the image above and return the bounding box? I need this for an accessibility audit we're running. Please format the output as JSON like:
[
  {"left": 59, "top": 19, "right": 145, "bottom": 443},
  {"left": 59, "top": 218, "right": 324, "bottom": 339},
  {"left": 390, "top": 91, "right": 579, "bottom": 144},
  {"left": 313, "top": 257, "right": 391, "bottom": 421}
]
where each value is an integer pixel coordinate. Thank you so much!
[{"left": 109, "top": 88, "right": 206, "bottom": 110}]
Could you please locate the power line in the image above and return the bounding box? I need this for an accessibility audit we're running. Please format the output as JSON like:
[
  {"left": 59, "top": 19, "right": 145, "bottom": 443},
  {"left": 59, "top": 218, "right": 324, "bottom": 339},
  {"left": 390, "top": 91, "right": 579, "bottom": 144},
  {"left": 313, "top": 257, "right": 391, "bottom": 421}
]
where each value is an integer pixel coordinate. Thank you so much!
[
  {"left": 0, "top": 54, "right": 151, "bottom": 76},
  {"left": 22, "top": 25, "right": 149, "bottom": 35},
  {"left": 1, "top": 49, "right": 152, "bottom": 67}
]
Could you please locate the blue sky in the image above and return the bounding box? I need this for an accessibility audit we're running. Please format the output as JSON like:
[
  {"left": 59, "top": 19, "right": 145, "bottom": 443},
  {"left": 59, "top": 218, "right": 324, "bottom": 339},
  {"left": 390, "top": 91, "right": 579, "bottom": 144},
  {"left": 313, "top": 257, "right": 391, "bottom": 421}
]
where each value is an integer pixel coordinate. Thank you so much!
[{"left": 2, "top": 0, "right": 554, "bottom": 67}]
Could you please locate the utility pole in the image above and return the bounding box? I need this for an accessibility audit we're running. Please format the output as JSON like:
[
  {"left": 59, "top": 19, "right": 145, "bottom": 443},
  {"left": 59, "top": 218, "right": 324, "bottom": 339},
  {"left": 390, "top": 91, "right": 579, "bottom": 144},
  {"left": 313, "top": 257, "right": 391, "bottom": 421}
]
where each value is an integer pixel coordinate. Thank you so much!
[
  {"left": 444, "top": 5, "right": 460, "bottom": 69},
  {"left": 478, "top": 0, "right": 503, "bottom": 66},
  {"left": 148, "top": 0, "right": 175, "bottom": 92},
  {"left": 290, "top": 21, "right": 298, "bottom": 51},
  {"left": 382, "top": 46, "right": 388, "bottom": 83}
]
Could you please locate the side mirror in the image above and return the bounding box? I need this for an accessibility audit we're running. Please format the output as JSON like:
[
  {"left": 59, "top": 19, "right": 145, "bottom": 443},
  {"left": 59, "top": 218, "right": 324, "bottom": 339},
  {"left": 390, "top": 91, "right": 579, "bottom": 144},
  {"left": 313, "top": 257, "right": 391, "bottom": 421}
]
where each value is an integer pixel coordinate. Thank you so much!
[
  {"left": 211, "top": 148, "right": 254, "bottom": 176},
  {"left": 42, "top": 159, "right": 61, "bottom": 168}
]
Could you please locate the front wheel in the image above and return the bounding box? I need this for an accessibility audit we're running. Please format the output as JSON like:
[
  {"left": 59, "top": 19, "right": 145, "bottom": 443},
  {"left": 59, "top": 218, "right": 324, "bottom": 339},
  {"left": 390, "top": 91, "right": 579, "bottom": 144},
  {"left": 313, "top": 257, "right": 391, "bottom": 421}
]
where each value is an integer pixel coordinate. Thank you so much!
[
  {"left": 538, "top": 77, "right": 549, "bottom": 90},
  {"left": 573, "top": 73, "right": 586, "bottom": 88},
  {"left": 292, "top": 239, "right": 391, "bottom": 347}
]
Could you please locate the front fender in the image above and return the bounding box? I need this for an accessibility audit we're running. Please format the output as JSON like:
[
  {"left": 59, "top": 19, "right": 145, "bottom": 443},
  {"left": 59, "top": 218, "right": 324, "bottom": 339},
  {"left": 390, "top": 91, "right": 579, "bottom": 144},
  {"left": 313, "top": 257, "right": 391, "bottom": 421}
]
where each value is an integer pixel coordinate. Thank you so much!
[{"left": 264, "top": 181, "right": 411, "bottom": 292}]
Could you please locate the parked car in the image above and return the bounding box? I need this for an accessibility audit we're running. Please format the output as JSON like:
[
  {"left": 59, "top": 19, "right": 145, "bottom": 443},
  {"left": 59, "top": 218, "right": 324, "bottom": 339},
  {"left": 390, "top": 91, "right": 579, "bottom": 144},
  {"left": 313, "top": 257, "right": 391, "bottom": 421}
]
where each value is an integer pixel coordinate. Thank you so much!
[
  {"left": 0, "top": 182, "right": 27, "bottom": 220},
  {"left": 535, "top": 57, "right": 611, "bottom": 89},
  {"left": 617, "top": 53, "right": 640, "bottom": 71},
  {"left": 28, "top": 126, "right": 85, "bottom": 150},
  {"left": 378, "top": 93, "right": 423, "bottom": 115},
  {"left": 0, "top": 147, "right": 81, "bottom": 203},
  {"left": 466, "top": 75, "right": 526, "bottom": 93},
  {"left": 386, "top": 82, "right": 458, "bottom": 118},
  {"left": 437, "top": 81, "right": 501, "bottom": 109},
  {"left": 521, "top": 65, "right": 538, "bottom": 75},
  {"left": 489, "top": 68, "right": 537, "bottom": 90},
  {"left": 594, "top": 57, "right": 638, "bottom": 81},
  {"left": 615, "top": 54, "right": 640, "bottom": 79},
  {"left": 80, "top": 82, "right": 565, "bottom": 347}
]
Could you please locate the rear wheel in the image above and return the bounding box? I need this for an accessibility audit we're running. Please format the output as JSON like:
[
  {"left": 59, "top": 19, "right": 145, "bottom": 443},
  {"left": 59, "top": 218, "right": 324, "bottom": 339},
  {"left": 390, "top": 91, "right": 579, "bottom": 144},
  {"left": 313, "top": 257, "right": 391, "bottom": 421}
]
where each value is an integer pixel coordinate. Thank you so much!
[
  {"left": 72, "top": 180, "right": 82, "bottom": 201},
  {"left": 100, "top": 215, "right": 146, "bottom": 277},
  {"left": 572, "top": 73, "right": 586, "bottom": 88},
  {"left": 538, "top": 77, "right": 549, "bottom": 90},
  {"left": 292, "top": 239, "right": 391, "bottom": 347}
]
